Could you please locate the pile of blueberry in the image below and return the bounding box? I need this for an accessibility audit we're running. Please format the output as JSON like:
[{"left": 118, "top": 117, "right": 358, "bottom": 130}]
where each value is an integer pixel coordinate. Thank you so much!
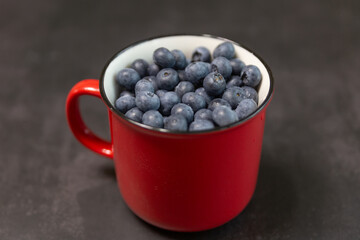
[{"left": 114, "top": 41, "right": 262, "bottom": 132}]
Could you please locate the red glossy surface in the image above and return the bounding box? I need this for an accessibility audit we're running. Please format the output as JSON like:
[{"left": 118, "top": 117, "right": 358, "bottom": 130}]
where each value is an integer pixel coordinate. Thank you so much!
[
  {"left": 66, "top": 79, "right": 271, "bottom": 232},
  {"left": 66, "top": 79, "right": 113, "bottom": 159},
  {"left": 111, "top": 109, "right": 267, "bottom": 232}
]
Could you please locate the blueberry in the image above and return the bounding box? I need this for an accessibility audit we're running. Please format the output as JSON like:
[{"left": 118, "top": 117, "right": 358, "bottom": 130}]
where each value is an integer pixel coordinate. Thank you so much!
[
  {"left": 120, "top": 90, "right": 135, "bottom": 97},
  {"left": 203, "top": 72, "right": 226, "bottom": 96},
  {"left": 182, "top": 92, "right": 206, "bottom": 112},
  {"left": 142, "top": 76, "right": 158, "bottom": 91},
  {"left": 142, "top": 110, "right": 164, "bottom": 128},
  {"left": 211, "top": 57, "right": 232, "bottom": 79},
  {"left": 226, "top": 76, "right": 243, "bottom": 88},
  {"left": 153, "top": 47, "right": 175, "bottom": 68},
  {"left": 171, "top": 103, "right": 194, "bottom": 123},
  {"left": 222, "top": 86, "right": 247, "bottom": 109},
  {"left": 147, "top": 63, "right": 160, "bottom": 76},
  {"left": 163, "top": 116, "right": 169, "bottom": 124},
  {"left": 241, "top": 65, "right": 262, "bottom": 87},
  {"left": 195, "top": 87, "right": 214, "bottom": 104},
  {"left": 235, "top": 99, "right": 257, "bottom": 120},
  {"left": 194, "top": 109, "right": 213, "bottom": 122},
  {"left": 135, "top": 91, "right": 160, "bottom": 112},
  {"left": 115, "top": 95, "right": 136, "bottom": 113},
  {"left": 155, "top": 89, "right": 167, "bottom": 98},
  {"left": 213, "top": 42, "right": 235, "bottom": 59},
  {"left": 175, "top": 81, "right": 195, "bottom": 98},
  {"left": 230, "top": 58, "right": 245, "bottom": 75},
  {"left": 222, "top": 86, "right": 259, "bottom": 108},
  {"left": 125, "top": 107, "right": 143, "bottom": 123},
  {"left": 171, "top": 49, "right": 187, "bottom": 70},
  {"left": 191, "top": 46, "right": 211, "bottom": 62},
  {"left": 212, "top": 106, "right": 239, "bottom": 127},
  {"left": 185, "top": 62, "right": 210, "bottom": 85},
  {"left": 242, "top": 86, "right": 258, "bottom": 103},
  {"left": 208, "top": 98, "right": 231, "bottom": 111},
  {"left": 159, "top": 91, "right": 180, "bottom": 116},
  {"left": 178, "top": 70, "right": 188, "bottom": 81},
  {"left": 135, "top": 79, "right": 155, "bottom": 94},
  {"left": 204, "top": 62, "right": 212, "bottom": 72},
  {"left": 189, "top": 119, "right": 215, "bottom": 131},
  {"left": 116, "top": 68, "right": 141, "bottom": 90},
  {"left": 130, "top": 59, "right": 149, "bottom": 78},
  {"left": 164, "top": 114, "right": 188, "bottom": 131},
  {"left": 156, "top": 68, "right": 179, "bottom": 90}
]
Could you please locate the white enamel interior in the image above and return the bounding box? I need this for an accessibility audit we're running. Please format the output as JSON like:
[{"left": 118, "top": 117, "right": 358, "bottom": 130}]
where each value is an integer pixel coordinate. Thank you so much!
[{"left": 103, "top": 35, "right": 271, "bottom": 108}]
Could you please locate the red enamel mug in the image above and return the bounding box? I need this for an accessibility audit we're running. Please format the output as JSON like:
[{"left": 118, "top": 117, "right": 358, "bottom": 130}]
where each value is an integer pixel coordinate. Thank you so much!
[{"left": 66, "top": 34, "right": 274, "bottom": 232}]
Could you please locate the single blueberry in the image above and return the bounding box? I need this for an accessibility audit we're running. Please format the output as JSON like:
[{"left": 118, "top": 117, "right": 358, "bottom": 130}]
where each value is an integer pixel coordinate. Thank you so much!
[
  {"left": 159, "top": 91, "right": 180, "bottom": 116},
  {"left": 195, "top": 87, "right": 214, "bottom": 104},
  {"left": 153, "top": 47, "right": 176, "bottom": 68},
  {"left": 164, "top": 114, "right": 188, "bottom": 131},
  {"left": 130, "top": 59, "right": 149, "bottom": 78},
  {"left": 125, "top": 107, "right": 143, "bottom": 123},
  {"left": 135, "top": 79, "right": 155, "bottom": 94},
  {"left": 226, "top": 75, "right": 243, "bottom": 88},
  {"left": 189, "top": 119, "right": 215, "bottom": 131},
  {"left": 191, "top": 46, "right": 211, "bottom": 62},
  {"left": 212, "top": 106, "right": 239, "bottom": 127},
  {"left": 156, "top": 68, "right": 179, "bottom": 90},
  {"left": 171, "top": 49, "right": 187, "bottom": 70},
  {"left": 142, "top": 110, "right": 164, "bottom": 128},
  {"left": 208, "top": 98, "right": 231, "bottom": 111},
  {"left": 230, "top": 58, "right": 245, "bottom": 75},
  {"left": 119, "top": 90, "right": 135, "bottom": 98},
  {"left": 211, "top": 57, "right": 232, "bottom": 79},
  {"left": 241, "top": 65, "right": 262, "bottom": 87},
  {"left": 203, "top": 72, "right": 226, "bottom": 96},
  {"left": 194, "top": 109, "right": 213, "bottom": 122},
  {"left": 182, "top": 92, "right": 206, "bottom": 112},
  {"left": 116, "top": 68, "right": 141, "bottom": 90},
  {"left": 142, "top": 76, "right": 158, "bottom": 91},
  {"left": 135, "top": 91, "right": 160, "bottom": 112},
  {"left": 171, "top": 103, "right": 194, "bottom": 123},
  {"left": 147, "top": 63, "right": 160, "bottom": 76},
  {"left": 242, "top": 86, "right": 258, "bottom": 103},
  {"left": 155, "top": 89, "right": 168, "bottom": 98},
  {"left": 115, "top": 95, "right": 136, "bottom": 113},
  {"left": 213, "top": 42, "right": 235, "bottom": 59},
  {"left": 222, "top": 86, "right": 248, "bottom": 109},
  {"left": 174, "top": 81, "right": 195, "bottom": 98},
  {"left": 178, "top": 70, "right": 188, "bottom": 81},
  {"left": 185, "top": 62, "right": 210, "bottom": 85},
  {"left": 235, "top": 99, "right": 258, "bottom": 120}
]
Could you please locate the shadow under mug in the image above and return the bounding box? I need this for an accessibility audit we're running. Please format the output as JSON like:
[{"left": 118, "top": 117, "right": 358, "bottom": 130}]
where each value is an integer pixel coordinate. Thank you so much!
[{"left": 66, "top": 34, "right": 274, "bottom": 232}]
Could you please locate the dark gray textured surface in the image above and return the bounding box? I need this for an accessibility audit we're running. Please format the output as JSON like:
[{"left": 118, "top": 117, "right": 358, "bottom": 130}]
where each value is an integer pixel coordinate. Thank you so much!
[{"left": 1, "top": 0, "right": 360, "bottom": 239}]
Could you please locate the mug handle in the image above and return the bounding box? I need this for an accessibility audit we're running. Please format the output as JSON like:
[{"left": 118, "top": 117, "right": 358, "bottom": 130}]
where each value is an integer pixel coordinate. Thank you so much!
[{"left": 66, "top": 79, "right": 113, "bottom": 159}]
